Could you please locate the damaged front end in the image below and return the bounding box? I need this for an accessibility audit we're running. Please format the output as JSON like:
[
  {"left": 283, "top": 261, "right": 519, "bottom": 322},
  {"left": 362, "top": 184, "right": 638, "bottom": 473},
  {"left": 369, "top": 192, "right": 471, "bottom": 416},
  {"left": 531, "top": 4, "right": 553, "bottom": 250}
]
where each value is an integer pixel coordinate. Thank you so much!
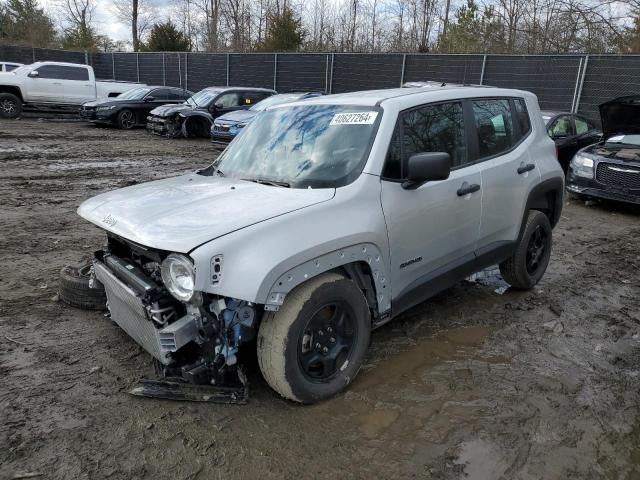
[
  {"left": 93, "top": 235, "right": 255, "bottom": 403},
  {"left": 146, "top": 113, "right": 184, "bottom": 138}
]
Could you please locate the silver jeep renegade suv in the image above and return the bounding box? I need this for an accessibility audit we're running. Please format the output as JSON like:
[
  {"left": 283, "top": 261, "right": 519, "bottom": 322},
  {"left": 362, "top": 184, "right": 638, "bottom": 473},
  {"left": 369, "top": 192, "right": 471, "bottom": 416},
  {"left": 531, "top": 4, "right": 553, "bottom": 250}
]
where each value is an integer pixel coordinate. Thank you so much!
[{"left": 78, "top": 86, "right": 564, "bottom": 403}]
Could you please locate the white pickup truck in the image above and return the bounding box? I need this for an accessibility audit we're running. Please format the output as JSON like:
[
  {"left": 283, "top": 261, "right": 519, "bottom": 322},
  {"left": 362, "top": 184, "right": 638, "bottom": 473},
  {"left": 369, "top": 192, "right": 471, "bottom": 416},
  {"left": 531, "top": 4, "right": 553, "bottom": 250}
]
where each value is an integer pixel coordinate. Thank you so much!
[{"left": 0, "top": 61, "right": 144, "bottom": 119}]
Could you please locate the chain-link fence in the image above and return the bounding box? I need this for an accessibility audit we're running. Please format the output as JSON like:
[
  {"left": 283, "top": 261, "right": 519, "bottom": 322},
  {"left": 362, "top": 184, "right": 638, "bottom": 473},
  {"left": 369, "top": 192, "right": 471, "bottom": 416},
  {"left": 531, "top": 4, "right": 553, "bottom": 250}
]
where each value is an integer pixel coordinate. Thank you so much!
[{"left": 2, "top": 46, "right": 640, "bottom": 118}]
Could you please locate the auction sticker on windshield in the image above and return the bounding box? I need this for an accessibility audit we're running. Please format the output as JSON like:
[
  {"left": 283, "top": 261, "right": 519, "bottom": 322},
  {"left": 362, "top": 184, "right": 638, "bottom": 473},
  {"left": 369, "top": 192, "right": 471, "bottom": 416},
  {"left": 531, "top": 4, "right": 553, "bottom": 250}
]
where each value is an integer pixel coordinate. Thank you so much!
[{"left": 330, "top": 111, "right": 378, "bottom": 125}]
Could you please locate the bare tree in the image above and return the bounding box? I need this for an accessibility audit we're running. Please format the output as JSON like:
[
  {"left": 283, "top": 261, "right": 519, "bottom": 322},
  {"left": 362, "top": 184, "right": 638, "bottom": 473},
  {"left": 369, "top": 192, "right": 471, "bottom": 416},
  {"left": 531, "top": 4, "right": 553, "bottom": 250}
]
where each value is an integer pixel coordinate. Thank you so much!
[{"left": 112, "top": 0, "right": 157, "bottom": 50}]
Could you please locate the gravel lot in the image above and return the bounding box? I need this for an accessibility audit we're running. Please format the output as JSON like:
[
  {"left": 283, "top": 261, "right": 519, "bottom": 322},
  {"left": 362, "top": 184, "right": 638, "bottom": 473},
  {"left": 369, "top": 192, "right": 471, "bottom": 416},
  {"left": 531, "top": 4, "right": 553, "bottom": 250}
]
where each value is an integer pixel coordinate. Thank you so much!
[{"left": 1, "top": 118, "right": 639, "bottom": 480}]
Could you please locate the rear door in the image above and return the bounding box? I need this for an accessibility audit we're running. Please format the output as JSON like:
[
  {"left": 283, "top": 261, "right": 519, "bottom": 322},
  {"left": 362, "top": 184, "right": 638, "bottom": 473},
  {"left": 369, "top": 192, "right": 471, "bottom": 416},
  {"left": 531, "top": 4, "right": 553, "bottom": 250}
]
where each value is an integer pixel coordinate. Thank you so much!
[
  {"left": 380, "top": 100, "right": 482, "bottom": 304},
  {"left": 59, "top": 66, "right": 94, "bottom": 103},
  {"left": 474, "top": 98, "right": 540, "bottom": 252}
]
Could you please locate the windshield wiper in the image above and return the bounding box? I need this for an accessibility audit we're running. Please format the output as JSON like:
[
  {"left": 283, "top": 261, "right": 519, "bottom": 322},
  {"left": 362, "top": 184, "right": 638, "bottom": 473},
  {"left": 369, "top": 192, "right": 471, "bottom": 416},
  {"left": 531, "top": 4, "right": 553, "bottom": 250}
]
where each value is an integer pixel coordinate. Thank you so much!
[{"left": 241, "top": 177, "right": 290, "bottom": 188}]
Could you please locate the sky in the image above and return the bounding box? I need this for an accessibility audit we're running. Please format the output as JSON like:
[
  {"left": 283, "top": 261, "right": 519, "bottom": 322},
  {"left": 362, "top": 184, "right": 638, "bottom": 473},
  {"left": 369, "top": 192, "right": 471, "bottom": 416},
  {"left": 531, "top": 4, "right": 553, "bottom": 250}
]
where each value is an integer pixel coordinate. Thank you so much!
[{"left": 39, "top": 0, "right": 169, "bottom": 44}]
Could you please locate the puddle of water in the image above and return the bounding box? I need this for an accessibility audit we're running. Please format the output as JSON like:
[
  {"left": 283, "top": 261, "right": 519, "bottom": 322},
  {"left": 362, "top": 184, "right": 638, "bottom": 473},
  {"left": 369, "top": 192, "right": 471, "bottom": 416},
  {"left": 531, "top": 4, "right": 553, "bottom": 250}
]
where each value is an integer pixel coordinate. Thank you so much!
[
  {"left": 352, "top": 325, "right": 496, "bottom": 392},
  {"left": 454, "top": 439, "right": 509, "bottom": 480},
  {"left": 315, "top": 325, "right": 511, "bottom": 443}
]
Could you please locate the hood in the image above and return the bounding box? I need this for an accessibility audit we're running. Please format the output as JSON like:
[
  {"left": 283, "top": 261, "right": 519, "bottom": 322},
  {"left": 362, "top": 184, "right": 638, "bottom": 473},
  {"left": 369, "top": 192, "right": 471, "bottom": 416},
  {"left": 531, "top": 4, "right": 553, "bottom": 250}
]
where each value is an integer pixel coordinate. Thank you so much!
[
  {"left": 215, "top": 110, "right": 258, "bottom": 125},
  {"left": 599, "top": 96, "right": 640, "bottom": 139},
  {"left": 150, "top": 103, "right": 193, "bottom": 117},
  {"left": 77, "top": 173, "right": 335, "bottom": 253},
  {"left": 583, "top": 141, "right": 640, "bottom": 164}
]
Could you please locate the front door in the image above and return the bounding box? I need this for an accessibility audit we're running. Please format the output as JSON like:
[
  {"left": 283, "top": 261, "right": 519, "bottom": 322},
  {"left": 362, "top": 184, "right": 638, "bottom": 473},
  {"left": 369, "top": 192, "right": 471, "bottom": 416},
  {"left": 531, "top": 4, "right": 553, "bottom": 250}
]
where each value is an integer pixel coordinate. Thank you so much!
[{"left": 380, "top": 101, "right": 482, "bottom": 305}]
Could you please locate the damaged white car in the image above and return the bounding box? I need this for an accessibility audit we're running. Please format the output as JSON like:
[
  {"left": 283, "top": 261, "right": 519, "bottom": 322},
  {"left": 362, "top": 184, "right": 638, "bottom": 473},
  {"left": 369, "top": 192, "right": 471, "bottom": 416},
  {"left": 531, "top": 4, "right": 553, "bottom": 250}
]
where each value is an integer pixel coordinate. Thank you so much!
[{"left": 74, "top": 86, "right": 564, "bottom": 404}]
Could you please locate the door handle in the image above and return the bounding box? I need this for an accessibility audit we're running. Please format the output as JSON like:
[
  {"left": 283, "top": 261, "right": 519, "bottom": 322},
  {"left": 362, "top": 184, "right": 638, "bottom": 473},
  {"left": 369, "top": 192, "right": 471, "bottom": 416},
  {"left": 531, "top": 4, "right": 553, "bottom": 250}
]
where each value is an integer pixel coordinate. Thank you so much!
[
  {"left": 457, "top": 182, "right": 480, "bottom": 196},
  {"left": 517, "top": 163, "right": 535, "bottom": 174}
]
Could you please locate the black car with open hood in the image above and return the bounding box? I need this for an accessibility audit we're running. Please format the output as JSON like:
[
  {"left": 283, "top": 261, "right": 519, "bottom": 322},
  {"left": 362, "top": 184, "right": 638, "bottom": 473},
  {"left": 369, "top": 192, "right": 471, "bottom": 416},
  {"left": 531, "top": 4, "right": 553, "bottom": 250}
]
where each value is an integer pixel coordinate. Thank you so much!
[
  {"left": 80, "top": 86, "right": 192, "bottom": 129},
  {"left": 566, "top": 96, "right": 640, "bottom": 205}
]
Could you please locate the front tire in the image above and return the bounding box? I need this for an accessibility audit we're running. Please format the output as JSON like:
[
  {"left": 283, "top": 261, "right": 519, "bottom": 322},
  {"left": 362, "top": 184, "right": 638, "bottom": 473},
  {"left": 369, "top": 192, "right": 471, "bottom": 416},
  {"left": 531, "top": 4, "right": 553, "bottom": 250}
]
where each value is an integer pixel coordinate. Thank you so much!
[
  {"left": 0, "top": 93, "right": 22, "bottom": 119},
  {"left": 257, "top": 273, "right": 371, "bottom": 404},
  {"left": 499, "top": 210, "right": 552, "bottom": 290},
  {"left": 117, "top": 109, "right": 135, "bottom": 129}
]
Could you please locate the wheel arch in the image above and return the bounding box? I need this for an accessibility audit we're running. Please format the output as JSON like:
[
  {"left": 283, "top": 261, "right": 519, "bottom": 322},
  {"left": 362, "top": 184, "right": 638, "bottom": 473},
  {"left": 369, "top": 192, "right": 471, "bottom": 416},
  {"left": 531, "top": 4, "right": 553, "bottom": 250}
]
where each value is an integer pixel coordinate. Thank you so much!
[
  {"left": 0, "top": 86, "right": 23, "bottom": 102},
  {"left": 181, "top": 111, "right": 214, "bottom": 138},
  {"left": 522, "top": 177, "right": 564, "bottom": 235},
  {"left": 260, "top": 243, "right": 391, "bottom": 320}
]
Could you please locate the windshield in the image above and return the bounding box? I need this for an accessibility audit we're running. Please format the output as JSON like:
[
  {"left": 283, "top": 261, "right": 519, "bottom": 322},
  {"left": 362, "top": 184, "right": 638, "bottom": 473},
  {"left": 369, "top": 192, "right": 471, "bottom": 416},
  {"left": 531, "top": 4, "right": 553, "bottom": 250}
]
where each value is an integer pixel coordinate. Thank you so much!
[
  {"left": 187, "top": 89, "right": 221, "bottom": 107},
  {"left": 207, "top": 105, "right": 381, "bottom": 188},
  {"left": 118, "top": 87, "right": 151, "bottom": 100},
  {"left": 250, "top": 94, "right": 303, "bottom": 112},
  {"left": 605, "top": 134, "right": 640, "bottom": 146}
]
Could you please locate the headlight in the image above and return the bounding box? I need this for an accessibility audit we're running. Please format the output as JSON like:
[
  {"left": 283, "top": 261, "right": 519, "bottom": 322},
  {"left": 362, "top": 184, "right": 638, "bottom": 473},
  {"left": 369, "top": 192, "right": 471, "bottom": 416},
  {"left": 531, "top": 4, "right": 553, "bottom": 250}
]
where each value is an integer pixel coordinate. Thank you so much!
[
  {"left": 96, "top": 105, "right": 116, "bottom": 111},
  {"left": 570, "top": 154, "right": 594, "bottom": 178},
  {"left": 161, "top": 254, "right": 195, "bottom": 302},
  {"left": 235, "top": 122, "right": 247, "bottom": 128}
]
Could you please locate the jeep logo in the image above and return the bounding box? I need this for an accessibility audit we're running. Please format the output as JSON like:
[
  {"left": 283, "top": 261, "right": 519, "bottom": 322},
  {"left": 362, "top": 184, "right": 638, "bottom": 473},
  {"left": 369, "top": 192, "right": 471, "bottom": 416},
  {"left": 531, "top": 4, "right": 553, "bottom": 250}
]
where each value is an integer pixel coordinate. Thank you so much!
[{"left": 102, "top": 214, "right": 117, "bottom": 227}]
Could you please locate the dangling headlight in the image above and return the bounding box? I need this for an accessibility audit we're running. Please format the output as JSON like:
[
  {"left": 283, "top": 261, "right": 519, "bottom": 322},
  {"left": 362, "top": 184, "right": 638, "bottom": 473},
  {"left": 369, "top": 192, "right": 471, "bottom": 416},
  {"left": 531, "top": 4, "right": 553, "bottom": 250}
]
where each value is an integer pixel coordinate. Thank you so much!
[{"left": 161, "top": 254, "right": 195, "bottom": 302}]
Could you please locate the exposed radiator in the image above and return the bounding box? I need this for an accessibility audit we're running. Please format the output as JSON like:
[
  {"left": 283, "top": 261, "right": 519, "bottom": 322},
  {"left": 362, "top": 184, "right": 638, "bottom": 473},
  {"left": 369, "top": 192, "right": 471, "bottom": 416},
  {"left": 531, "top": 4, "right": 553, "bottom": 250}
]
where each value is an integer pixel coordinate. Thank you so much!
[{"left": 94, "top": 260, "right": 172, "bottom": 364}]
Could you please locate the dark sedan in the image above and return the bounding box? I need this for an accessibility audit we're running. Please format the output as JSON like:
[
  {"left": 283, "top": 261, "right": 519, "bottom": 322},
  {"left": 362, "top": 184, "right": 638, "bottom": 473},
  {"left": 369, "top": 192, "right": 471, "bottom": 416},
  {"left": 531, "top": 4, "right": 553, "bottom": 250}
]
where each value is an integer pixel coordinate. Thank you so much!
[
  {"left": 80, "top": 86, "right": 192, "bottom": 129},
  {"left": 542, "top": 111, "right": 601, "bottom": 173},
  {"left": 566, "top": 96, "right": 640, "bottom": 205}
]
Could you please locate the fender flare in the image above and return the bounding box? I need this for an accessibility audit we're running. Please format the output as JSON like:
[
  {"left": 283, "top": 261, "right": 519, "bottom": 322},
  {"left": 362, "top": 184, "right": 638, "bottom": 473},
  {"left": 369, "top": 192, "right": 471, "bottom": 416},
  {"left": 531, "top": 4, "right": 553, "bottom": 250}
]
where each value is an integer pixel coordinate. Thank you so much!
[
  {"left": 261, "top": 243, "right": 391, "bottom": 316},
  {"left": 519, "top": 176, "right": 564, "bottom": 241},
  {"left": 0, "top": 85, "right": 24, "bottom": 102}
]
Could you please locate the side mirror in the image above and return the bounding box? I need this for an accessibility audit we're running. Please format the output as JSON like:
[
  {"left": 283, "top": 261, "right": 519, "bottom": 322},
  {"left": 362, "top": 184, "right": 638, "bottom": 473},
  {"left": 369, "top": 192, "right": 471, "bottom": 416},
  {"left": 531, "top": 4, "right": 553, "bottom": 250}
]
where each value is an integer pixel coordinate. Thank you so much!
[
  {"left": 214, "top": 102, "right": 224, "bottom": 110},
  {"left": 144, "top": 96, "right": 155, "bottom": 102},
  {"left": 402, "top": 152, "right": 451, "bottom": 190},
  {"left": 27, "top": 70, "right": 39, "bottom": 78}
]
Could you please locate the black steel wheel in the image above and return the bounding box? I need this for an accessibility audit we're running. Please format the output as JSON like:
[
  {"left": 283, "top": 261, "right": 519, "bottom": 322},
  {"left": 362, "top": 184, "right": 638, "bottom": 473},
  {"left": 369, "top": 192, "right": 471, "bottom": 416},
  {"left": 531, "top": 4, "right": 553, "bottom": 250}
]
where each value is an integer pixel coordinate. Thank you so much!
[
  {"left": 500, "top": 210, "right": 552, "bottom": 290},
  {"left": 117, "top": 109, "right": 136, "bottom": 129},
  {"left": 0, "top": 93, "right": 22, "bottom": 119},
  {"left": 258, "top": 273, "right": 371, "bottom": 404},
  {"left": 298, "top": 302, "right": 357, "bottom": 382}
]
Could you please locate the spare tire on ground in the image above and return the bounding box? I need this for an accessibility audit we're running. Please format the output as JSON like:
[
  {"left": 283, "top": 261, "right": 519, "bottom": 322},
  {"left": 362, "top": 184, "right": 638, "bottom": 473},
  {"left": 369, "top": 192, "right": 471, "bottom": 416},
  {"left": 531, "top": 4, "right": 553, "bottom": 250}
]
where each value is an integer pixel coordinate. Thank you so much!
[{"left": 58, "top": 259, "right": 107, "bottom": 310}]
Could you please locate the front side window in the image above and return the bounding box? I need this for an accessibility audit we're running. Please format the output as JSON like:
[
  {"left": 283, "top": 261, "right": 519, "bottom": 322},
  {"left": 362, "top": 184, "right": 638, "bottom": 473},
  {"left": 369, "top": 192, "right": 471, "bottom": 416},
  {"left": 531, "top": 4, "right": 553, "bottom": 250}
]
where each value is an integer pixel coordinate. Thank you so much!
[
  {"left": 216, "top": 92, "right": 241, "bottom": 109},
  {"left": 548, "top": 115, "right": 573, "bottom": 138},
  {"left": 472, "top": 99, "right": 514, "bottom": 158},
  {"left": 207, "top": 105, "right": 381, "bottom": 188},
  {"left": 35, "top": 65, "right": 89, "bottom": 81},
  {"left": 402, "top": 102, "right": 468, "bottom": 169}
]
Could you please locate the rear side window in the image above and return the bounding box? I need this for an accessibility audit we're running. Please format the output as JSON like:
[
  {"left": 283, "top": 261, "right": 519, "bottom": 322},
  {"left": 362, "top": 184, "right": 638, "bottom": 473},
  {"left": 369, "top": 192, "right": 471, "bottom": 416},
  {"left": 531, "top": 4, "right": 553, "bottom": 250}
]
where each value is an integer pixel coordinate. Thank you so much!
[
  {"left": 6, "top": 63, "right": 20, "bottom": 72},
  {"left": 149, "top": 88, "right": 171, "bottom": 100},
  {"left": 472, "top": 99, "right": 514, "bottom": 159},
  {"left": 514, "top": 99, "right": 531, "bottom": 139},
  {"left": 35, "top": 65, "right": 89, "bottom": 81},
  {"left": 171, "top": 89, "right": 190, "bottom": 100}
]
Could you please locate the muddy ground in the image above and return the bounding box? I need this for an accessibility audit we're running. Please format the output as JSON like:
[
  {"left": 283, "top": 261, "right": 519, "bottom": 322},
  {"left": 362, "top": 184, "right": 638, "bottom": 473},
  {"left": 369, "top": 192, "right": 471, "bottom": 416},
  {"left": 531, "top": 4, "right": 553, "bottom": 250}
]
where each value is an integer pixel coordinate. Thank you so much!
[{"left": 0, "top": 118, "right": 639, "bottom": 480}]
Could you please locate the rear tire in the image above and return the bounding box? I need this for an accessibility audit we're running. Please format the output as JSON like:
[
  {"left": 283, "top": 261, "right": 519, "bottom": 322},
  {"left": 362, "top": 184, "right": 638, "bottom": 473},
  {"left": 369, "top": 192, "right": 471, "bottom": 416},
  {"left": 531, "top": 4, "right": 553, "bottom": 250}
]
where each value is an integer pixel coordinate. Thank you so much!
[
  {"left": 117, "top": 109, "right": 136, "bottom": 129},
  {"left": 257, "top": 273, "right": 371, "bottom": 404},
  {"left": 0, "top": 93, "right": 22, "bottom": 119},
  {"left": 499, "top": 210, "right": 552, "bottom": 290},
  {"left": 59, "top": 259, "right": 107, "bottom": 310}
]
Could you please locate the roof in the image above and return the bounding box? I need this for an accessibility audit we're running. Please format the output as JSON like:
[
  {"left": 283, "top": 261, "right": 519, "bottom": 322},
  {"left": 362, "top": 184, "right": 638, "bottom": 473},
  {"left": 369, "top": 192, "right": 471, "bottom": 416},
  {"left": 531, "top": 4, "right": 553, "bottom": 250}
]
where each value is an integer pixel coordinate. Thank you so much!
[
  {"left": 290, "top": 86, "right": 535, "bottom": 109},
  {"left": 202, "top": 86, "right": 277, "bottom": 93}
]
